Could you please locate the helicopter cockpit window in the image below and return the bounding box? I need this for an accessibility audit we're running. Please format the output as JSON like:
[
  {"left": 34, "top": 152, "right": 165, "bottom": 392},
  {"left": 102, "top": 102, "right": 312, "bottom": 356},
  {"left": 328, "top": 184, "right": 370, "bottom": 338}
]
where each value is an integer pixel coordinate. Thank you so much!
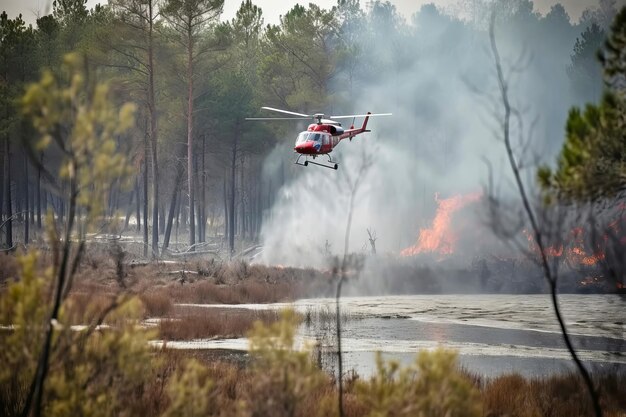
[
  {"left": 296, "top": 132, "right": 310, "bottom": 144},
  {"left": 313, "top": 133, "right": 321, "bottom": 142}
]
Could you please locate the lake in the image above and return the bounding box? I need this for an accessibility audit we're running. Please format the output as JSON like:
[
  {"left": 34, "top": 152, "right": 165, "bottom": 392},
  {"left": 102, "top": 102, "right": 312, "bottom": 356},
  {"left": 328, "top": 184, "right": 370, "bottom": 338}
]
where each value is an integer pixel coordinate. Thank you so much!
[{"left": 166, "top": 294, "right": 626, "bottom": 377}]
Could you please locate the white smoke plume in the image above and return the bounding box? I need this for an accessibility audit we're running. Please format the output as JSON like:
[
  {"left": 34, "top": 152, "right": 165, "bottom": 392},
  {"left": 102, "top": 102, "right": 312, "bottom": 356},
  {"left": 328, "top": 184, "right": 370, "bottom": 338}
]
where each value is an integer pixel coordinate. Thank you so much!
[{"left": 257, "top": 2, "right": 602, "bottom": 269}]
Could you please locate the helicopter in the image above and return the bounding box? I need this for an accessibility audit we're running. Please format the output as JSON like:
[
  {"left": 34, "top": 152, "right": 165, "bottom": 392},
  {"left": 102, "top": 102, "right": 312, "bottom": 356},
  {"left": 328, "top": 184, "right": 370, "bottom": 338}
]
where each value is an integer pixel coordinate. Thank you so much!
[{"left": 246, "top": 107, "right": 391, "bottom": 170}]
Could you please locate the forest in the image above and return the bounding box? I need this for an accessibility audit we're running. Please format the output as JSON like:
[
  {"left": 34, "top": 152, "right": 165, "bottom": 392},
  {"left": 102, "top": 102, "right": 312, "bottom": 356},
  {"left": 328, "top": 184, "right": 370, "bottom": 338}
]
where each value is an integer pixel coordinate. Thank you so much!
[
  {"left": 1, "top": 0, "right": 625, "bottom": 416},
  {"left": 0, "top": 0, "right": 622, "bottom": 260}
]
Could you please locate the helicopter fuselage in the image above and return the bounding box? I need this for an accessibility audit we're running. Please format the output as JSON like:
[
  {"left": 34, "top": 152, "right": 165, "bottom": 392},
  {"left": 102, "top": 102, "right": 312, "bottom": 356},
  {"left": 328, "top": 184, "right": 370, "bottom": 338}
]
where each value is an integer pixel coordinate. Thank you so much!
[
  {"left": 294, "top": 124, "right": 340, "bottom": 155},
  {"left": 294, "top": 114, "right": 371, "bottom": 156}
]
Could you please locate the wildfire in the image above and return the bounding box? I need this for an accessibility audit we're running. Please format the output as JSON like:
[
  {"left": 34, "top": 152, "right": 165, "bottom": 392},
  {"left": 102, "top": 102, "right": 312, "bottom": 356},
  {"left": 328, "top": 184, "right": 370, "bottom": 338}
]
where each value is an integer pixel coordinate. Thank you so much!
[
  {"left": 523, "top": 227, "right": 606, "bottom": 267},
  {"left": 401, "top": 192, "right": 482, "bottom": 257}
]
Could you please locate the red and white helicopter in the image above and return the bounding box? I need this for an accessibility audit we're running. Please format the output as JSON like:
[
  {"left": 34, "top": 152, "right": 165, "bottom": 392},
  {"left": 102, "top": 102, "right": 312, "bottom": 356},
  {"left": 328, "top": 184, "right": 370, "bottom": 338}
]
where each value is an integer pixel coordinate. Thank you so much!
[{"left": 246, "top": 107, "right": 391, "bottom": 169}]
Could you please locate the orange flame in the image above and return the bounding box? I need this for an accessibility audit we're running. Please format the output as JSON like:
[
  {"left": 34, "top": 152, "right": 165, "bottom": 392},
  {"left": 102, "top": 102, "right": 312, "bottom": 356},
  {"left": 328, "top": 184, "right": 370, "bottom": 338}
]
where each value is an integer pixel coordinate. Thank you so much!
[
  {"left": 522, "top": 230, "right": 564, "bottom": 257},
  {"left": 401, "top": 192, "right": 482, "bottom": 257},
  {"left": 566, "top": 227, "right": 605, "bottom": 266},
  {"left": 523, "top": 227, "right": 605, "bottom": 266}
]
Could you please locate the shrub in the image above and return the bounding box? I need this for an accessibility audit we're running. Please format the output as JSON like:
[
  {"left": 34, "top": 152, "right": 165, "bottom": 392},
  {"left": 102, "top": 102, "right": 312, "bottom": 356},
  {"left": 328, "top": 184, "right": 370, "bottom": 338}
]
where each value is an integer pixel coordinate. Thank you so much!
[
  {"left": 140, "top": 291, "right": 173, "bottom": 317},
  {"left": 0, "top": 252, "right": 48, "bottom": 416},
  {"left": 357, "top": 349, "right": 482, "bottom": 417},
  {"left": 0, "top": 251, "right": 158, "bottom": 417},
  {"left": 482, "top": 374, "right": 538, "bottom": 417},
  {"left": 244, "top": 309, "right": 335, "bottom": 417},
  {"left": 163, "top": 359, "right": 215, "bottom": 417},
  {"left": 158, "top": 307, "right": 279, "bottom": 340}
]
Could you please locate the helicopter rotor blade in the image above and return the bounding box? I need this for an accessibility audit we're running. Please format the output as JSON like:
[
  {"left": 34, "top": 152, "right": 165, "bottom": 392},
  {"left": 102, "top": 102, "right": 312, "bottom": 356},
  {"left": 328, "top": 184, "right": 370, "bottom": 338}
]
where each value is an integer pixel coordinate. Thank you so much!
[
  {"left": 261, "top": 107, "right": 311, "bottom": 118},
  {"left": 245, "top": 117, "right": 312, "bottom": 121},
  {"left": 330, "top": 113, "right": 393, "bottom": 119}
]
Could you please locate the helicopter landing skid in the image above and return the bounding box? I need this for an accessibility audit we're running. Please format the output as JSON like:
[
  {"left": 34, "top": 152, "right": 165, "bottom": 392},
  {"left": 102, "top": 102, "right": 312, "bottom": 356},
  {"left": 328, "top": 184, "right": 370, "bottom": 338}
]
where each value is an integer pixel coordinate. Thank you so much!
[{"left": 295, "top": 154, "right": 338, "bottom": 170}]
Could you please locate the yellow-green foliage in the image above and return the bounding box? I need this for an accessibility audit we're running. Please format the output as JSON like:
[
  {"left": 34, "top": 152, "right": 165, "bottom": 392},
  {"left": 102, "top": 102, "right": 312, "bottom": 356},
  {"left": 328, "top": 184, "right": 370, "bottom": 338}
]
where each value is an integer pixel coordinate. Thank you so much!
[
  {"left": 163, "top": 359, "right": 215, "bottom": 417},
  {"left": 246, "top": 309, "right": 334, "bottom": 417},
  {"left": 45, "top": 298, "right": 157, "bottom": 417},
  {"left": 21, "top": 52, "right": 135, "bottom": 222},
  {"left": 357, "top": 349, "right": 482, "bottom": 417},
  {"left": 0, "top": 253, "right": 158, "bottom": 417},
  {"left": 0, "top": 252, "right": 50, "bottom": 415}
]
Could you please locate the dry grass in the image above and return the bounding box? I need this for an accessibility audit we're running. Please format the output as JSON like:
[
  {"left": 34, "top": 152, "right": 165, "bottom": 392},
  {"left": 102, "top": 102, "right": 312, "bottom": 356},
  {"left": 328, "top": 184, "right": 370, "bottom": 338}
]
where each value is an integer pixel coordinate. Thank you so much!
[
  {"left": 140, "top": 291, "right": 173, "bottom": 317},
  {"left": 162, "top": 280, "right": 302, "bottom": 304},
  {"left": 482, "top": 374, "right": 538, "bottom": 417},
  {"left": 158, "top": 306, "right": 280, "bottom": 340},
  {"left": 479, "top": 371, "right": 626, "bottom": 417},
  {"left": 598, "top": 370, "right": 626, "bottom": 414},
  {"left": 64, "top": 291, "right": 117, "bottom": 325},
  {"left": 125, "top": 261, "right": 332, "bottom": 308},
  {"left": 62, "top": 255, "right": 334, "bottom": 309},
  {"left": 141, "top": 351, "right": 626, "bottom": 417},
  {"left": 531, "top": 374, "right": 589, "bottom": 416},
  {"left": 3, "top": 251, "right": 626, "bottom": 417}
]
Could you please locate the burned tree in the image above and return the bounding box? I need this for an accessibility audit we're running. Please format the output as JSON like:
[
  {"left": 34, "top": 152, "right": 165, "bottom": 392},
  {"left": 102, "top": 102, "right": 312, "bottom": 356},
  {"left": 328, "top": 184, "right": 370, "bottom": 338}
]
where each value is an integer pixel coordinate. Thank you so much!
[{"left": 366, "top": 227, "right": 377, "bottom": 255}]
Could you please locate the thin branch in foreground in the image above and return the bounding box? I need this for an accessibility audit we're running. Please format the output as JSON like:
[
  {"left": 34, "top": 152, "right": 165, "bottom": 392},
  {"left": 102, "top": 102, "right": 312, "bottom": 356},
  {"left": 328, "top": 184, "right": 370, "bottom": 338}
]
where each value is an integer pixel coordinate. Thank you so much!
[
  {"left": 335, "top": 149, "right": 373, "bottom": 417},
  {"left": 488, "top": 11, "right": 603, "bottom": 417}
]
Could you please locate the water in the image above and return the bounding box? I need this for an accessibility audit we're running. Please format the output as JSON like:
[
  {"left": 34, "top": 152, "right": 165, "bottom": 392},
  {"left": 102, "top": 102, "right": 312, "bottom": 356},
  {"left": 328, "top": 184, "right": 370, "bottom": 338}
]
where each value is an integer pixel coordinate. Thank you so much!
[{"left": 168, "top": 294, "right": 625, "bottom": 377}]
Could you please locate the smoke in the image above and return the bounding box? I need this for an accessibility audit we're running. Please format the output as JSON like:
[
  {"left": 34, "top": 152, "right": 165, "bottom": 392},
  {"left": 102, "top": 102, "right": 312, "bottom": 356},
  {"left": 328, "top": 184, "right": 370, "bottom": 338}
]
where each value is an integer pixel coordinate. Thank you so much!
[{"left": 257, "top": 2, "right": 594, "bottom": 271}]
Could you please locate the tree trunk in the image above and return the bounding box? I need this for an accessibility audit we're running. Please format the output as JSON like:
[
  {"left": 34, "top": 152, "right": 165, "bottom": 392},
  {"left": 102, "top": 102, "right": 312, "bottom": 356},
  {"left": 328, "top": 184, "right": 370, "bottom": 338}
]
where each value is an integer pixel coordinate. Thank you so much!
[
  {"left": 162, "top": 164, "right": 184, "bottom": 254},
  {"left": 229, "top": 128, "right": 239, "bottom": 257},
  {"left": 0, "top": 141, "right": 4, "bottom": 224},
  {"left": 148, "top": 0, "right": 159, "bottom": 258},
  {"left": 15, "top": 156, "right": 22, "bottom": 221},
  {"left": 59, "top": 188, "right": 65, "bottom": 224},
  {"left": 49, "top": 192, "right": 59, "bottom": 222},
  {"left": 112, "top": 179, "right": 121, "bottom": 219},
  {"left": 255, "top": 178, "right": 262, "bottom": 241},
  {"left": 107, "top": 179, "right": 114, "bottom": 219},
  {"left": 29, "top": 165, "right": 34, "bottom": 227},
  {"left": 240, "top": 156, "right": 245, "bottom": 240},
  {"left": 42, "top": 184, "right": 47, "bottom": 215},
  {"left": 36, "top": 152, "right": 42, "bottom": 229},
  {"left": 223, "top": 176, "right": 228, "bottom": 245},
  {"left": 186, "top": 22, "right": 196, "bottom": 251},
  {"left": 24, "top": 150, "right": 30, "bottom": 243},
  {"left": 4, "top": 138, "right": 12, "bottom": 248},
  {"left": 176, "top": 183, "right": 181, "bottom": 245},
  {"left": 143, "top": 156, "right": 149, "bottom": 258},
  {"left": 159, "top": 202, "right": 165, "bottom": 235},
  {"left": 193, "top": 154, "right": 198, "bottom": 243},
  {"left": 124, "top": 185, "right": 135, "bottom": 230},
  {"left": 201, "top": 134, "right": 206, "bottom": 243},
  {"left": 135, "top": 176, "right": 140, "bottom": 233}
]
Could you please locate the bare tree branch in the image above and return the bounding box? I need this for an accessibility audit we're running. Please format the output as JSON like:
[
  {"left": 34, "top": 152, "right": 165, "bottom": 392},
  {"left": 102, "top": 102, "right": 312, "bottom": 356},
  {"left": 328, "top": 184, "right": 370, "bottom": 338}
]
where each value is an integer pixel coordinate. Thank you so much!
[{"left": 488, "top": 11, "right": 603, "bottom": 417}]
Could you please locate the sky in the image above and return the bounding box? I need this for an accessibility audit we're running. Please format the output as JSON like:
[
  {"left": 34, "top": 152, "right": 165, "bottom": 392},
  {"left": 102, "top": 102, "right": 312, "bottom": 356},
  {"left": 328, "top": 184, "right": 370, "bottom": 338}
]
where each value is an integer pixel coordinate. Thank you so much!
[{"left": 2, "top": 0, "right": 620, "bottom": 25}]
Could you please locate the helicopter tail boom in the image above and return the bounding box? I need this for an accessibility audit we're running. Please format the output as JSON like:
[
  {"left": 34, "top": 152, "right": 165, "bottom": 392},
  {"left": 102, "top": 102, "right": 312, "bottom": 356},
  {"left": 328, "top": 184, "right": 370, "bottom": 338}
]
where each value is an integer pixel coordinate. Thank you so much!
[{"left": 339, "top": 112, "right": 372, "bottom": 140}]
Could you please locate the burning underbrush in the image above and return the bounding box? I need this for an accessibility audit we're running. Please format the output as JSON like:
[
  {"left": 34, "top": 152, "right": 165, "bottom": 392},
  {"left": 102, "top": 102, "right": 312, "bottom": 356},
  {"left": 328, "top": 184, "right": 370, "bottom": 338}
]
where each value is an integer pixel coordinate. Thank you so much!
[
  {"left": 351, "top": 253, "right": 621, "bottom": 295},
  {"left": 392, "top": 192, "right": 625, "bottom": 294}
]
